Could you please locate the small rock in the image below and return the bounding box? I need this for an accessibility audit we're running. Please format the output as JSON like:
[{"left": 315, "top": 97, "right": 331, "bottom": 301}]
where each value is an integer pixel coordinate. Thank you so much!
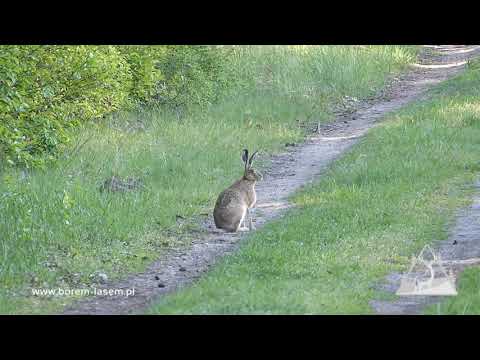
[
  {"left": 453, "top": 240, "right": 458, "bottom": 245},
  {"left": 179, "top": 267, "right": 187, "bottom": 272},
  {"left": 90, "top": 272, "right": 108, "bottom": 284},
  {"left": 285, "top": 142, "right": 296, "bottom": 147},
  {"left": 154, "top": 275, "right": 160, "bottom": 280},
  {"left": 97, "top": 273, "right": 109, "bottom": 283},
  {"left": 158, "top": 283, "right": 166, "bottom": 288}
]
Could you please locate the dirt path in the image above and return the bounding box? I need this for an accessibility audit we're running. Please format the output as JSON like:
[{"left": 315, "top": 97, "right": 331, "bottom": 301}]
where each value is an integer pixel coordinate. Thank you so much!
[
  {"left": 370, "top": 180, "right": 480, "bottom": 315},
  {"left": 62, "top": 45, "right": 480, "bottom": 315}
]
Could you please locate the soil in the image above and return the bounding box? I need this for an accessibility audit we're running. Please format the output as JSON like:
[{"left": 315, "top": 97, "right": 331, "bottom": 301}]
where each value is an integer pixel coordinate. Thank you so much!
[{"left": 62, "top": 45, "right": 480, "bottom": 315}]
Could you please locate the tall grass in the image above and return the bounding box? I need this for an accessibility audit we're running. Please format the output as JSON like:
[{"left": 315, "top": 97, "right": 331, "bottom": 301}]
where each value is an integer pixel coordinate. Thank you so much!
[
  {"left": 0, "top": 46, "right": 417, "bottom": 314},
  {"left": 148, "top": 62, "right": 480, "bottom": 314}
]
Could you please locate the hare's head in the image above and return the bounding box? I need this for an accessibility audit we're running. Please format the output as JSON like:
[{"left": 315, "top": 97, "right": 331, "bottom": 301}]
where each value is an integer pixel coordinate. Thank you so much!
[{"left": 242, "top": 149, "right": 263, "bottom": 182}]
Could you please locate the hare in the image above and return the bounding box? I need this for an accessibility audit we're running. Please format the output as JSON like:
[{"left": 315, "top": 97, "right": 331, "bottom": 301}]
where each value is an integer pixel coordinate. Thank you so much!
[{"left": 213, "top": 149, "right": 262, "bottom": 232}]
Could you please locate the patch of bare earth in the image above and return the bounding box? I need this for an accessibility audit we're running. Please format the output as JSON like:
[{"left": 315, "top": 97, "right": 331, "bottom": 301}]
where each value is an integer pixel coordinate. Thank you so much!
[{"left": 62, "top": 45, "right": 480, "bottom": 315}]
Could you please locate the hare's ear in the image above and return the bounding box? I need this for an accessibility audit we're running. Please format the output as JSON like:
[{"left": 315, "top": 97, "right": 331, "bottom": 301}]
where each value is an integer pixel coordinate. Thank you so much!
[
  {"left": 248, "top": 151, "right": 258, "bottom": 167},
  {"left": 242, "top": 149, "right": 249, "bottom": 174},
  {"left": 242, "top": 149, "right": 249, "bottom": 165}
]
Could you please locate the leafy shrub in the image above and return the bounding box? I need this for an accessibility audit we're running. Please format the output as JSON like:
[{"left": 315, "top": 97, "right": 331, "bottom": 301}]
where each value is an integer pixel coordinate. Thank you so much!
[
  {"left": 115, "top": 45, "right": 230, "bottom": 109},
  {"left": 155, "top": 45, "right": 230, "bottom": 110},
  {"left": 0, "top": 45, "right": 132, "bottom": 168},
  {"left": 115, "top": 46, "right": 167, "bottom": 104},
  {"left": 0, "top": 45, "right": 232, "bottom": 168}
]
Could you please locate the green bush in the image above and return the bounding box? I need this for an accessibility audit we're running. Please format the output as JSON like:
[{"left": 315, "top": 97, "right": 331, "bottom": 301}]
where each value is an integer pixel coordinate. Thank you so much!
[
  {"left": 0, "top": 45, "right": 231, "bottom": 168},
  {"left": 0, "top": 45, "right": 132, "bottom": 168},
  {"left": 115, "top": 46, "right": 167, "bottom": 104},
  {"left": 155, "top": 45, "right": 230, "bottom": 110},
  {"left": 115, "top": 45, "right": 230, "bottom": 109}
]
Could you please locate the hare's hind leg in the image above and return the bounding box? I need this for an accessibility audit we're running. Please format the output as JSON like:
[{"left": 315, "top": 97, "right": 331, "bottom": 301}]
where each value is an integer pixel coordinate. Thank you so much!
[
  {"left": 237, "top": 208, "right": 250, "bottom": 232},
  {"left": 247, "top": 208, "right": 255, "bottom": 230}
]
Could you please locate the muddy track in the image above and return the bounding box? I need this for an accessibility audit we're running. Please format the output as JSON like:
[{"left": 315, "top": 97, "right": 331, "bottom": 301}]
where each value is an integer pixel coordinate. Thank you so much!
[{"left": 62, "top": 45, "right": 480, "bottom": 315}]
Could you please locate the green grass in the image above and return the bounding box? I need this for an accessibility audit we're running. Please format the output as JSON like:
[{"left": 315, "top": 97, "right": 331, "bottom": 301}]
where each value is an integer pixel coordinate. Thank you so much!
[
  {"left": 147, "top": 60, "right": 480, "bottom": 314},
  {"left": 424, "top": 267, "right": 480, "bottom": 314},
  {"left": 0, "top": 46, "right": 418, "bottom": 314}
]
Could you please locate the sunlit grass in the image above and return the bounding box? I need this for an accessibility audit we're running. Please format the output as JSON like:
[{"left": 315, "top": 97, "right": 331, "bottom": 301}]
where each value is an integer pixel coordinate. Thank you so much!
[
  {"left": 425, "top": 267, "right": 480, "bottom": 314},
  {"left": 0, "top": 46, "right": 418, "bottom": 314},
  {"left": 147, "top": 62, "right": 480, "bottom": 314}
]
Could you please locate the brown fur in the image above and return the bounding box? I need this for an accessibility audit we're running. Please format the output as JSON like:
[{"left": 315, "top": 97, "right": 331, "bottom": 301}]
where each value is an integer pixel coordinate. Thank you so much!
[{"left": 213, "top": 151, "right": 262, "bottom": 232}]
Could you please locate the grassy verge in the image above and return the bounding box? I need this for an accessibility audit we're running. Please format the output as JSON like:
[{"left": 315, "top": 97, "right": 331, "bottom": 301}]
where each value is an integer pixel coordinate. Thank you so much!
[
  {"left": 424, "top": 267, "right": 480, "bottom": 314},
  {"left": 147, "top": 60, "right": 480, "bottom": 314},
  {"left": 0, "top": 46, "right": 417, "bottom": 314}
]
